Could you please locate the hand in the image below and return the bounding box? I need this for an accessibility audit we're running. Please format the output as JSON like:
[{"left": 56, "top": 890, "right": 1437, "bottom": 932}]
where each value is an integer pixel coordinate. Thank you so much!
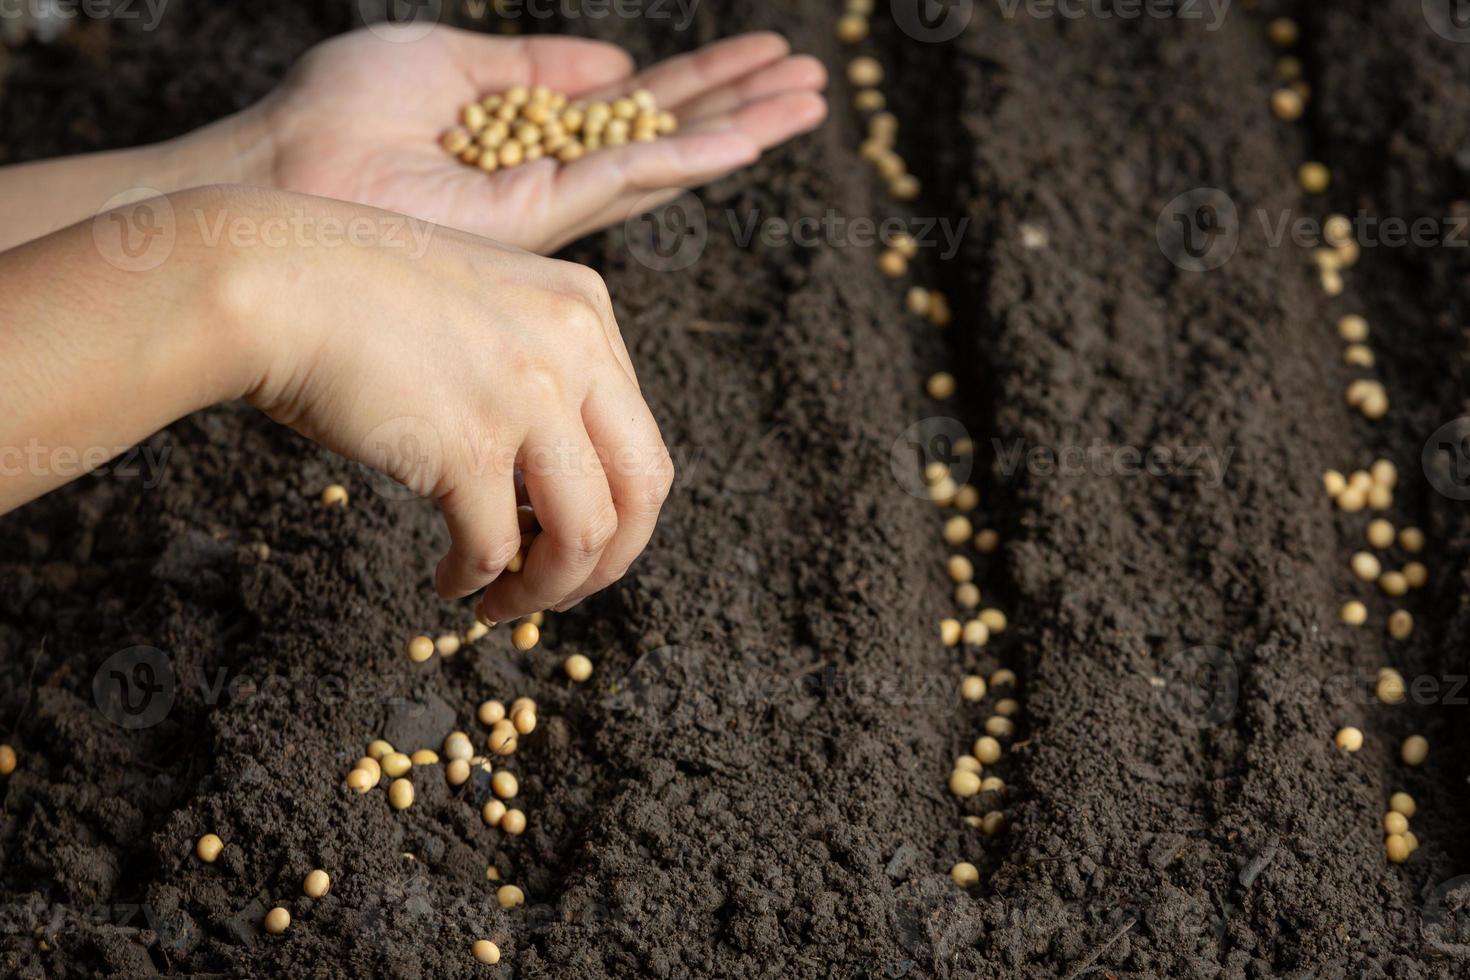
[
  {"left": 258, "top": 26, "right": 827, "bottom": 254},
  {"left": 213, "top": 188, "right": 673, "bottom": 619}
]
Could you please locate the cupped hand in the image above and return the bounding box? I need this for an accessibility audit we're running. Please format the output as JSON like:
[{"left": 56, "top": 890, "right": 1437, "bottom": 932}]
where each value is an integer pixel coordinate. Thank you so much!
[
  {"left": 260, "top": 26, "right": 827, "bottom": 254},
  {"left": 220, "top": 188, "right": 673, "bottom": 621}
]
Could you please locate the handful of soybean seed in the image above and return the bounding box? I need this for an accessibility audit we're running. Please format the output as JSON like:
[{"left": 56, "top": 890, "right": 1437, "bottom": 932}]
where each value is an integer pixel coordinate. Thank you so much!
[{"left": 442, "top": 85, "right": 678, "bottom": 173}]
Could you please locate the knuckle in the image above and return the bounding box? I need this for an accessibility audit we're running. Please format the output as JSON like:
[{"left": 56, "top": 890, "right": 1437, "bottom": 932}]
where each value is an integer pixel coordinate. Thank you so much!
[
  {"left": 568, "top": 503, "right": 618, "bottom": 559},
  {"left": 472, "top": 535, "right": 522, "bottom": 578}
]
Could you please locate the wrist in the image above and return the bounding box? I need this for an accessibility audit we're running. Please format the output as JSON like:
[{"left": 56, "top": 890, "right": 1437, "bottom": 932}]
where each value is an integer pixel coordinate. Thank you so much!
[{"left": 158, "top": 100, "right": 280, "bottom": 192}]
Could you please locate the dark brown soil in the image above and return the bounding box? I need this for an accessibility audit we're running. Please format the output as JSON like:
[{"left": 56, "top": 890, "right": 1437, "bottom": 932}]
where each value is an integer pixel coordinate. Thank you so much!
[{"left": 4, "top": 1, "right": 1470, "bottom": 977}]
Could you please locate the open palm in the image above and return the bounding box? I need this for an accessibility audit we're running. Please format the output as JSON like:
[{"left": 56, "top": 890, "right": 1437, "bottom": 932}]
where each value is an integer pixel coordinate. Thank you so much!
[{"left": 263, "top": 25, "right": 827, "bottom": 254}]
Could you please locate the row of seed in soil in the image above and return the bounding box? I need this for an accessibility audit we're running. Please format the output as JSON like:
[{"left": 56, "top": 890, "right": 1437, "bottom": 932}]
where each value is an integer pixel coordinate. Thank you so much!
[
  {"left": 834, "top": 0, "right": 1018, "bottom": 893},
  {"left": 1265, "top": 16, "right": 1433, "bottom": 866}
]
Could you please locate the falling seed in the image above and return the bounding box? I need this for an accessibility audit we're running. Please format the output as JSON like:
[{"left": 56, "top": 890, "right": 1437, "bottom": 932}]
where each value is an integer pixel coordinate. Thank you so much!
[
  {"left": 854, "top": 88, "right": 885, "bottom": 111},
  {"left": 436, "top": 634, "right": 462, "bottom": 657},
  {"left": 952, "top": 485, "right": 980, "bottom": 511},
  {"left": 979, "top": 609, "right": 1007, "bottom": 634},
  {"left": 1323, "top": 470, "right": 1346, "bottom": 496},
  {"left": 304, "top": 870, "right": 330, "bottom": 899},
  {"left": 1298, "top": 162, "right": 1330, "bottom": 194},
  {"left": 962, "top": 619, "right": 990, "bottom": 647},
  {"left": 1340, "top": 601, "right": 1367, "bottom": 626},
  {"left": 0, "top": 744, "right": 16, "bottom": 776},
  {"left": 482, "top": 800, "right": 507, "bottom": 826},
  {"left": 565, "top": 654, "right": 594, "bottom": 682},
  {"left": 1334, "top": 727, "right": 1363, "bottom": 752},
  {"left": 1343, "top": 345, "right": 1374, "bottom": 368},
  {"left": 990, "top": 669, "right": 1017, "bottom": 689},
  {"left": 955, "top": 755, "right": 983, "bottom": 775},
  {"left": 1366, "top": 519, "right": 1395, "bottom": 550},
  {"left": 955, "top": 583, "right": 981, "bottom": 608},
  {"left": 950, "top": 862, "right": 979, "bottom": 887},
  {"left": 195, "top": 834, "right": 224, "bottom": 863},
  {"left": 984, "top": 716, "right": 1014, "bottom": 738},
  {"left": 980, "top": 811, "right": 1006, "bottom": 836},
  {"left": 512, "top": 623, "right": 540, "bottom": 651},
  {"left": 1399, "top": 527, "right": 1424, "bottom": 553},
  {"left": 320, "top": 484, "right": 349, "bottom": 508},
  {"left": 1387, "top": 610, "right": 1413, "bottom": 641},
  {"left": 407, "top": 636, "right": 435, "bottom": 663},
  {"left": 947, "top": 555, "right": 975, "bottom": 584},
  {"left": 1389, "top": 792, "right": 1417, "bottom": 818},
  {"left": 1350, "top": 552, "right": 1381, "bottom": 581},
  {"left": 264, "top": 907, "right": 290, "bottom": 935},
  {"left": 941, "top": 618, "right": 962, "bottom": 647},
  {"left": 1379, "top": 571, "right": 1408, "bottom": 597},
  {"left": 836, "top": 13, "right": 868, "bottom": 43},
  {"left": 961, "top": 675, "right": 987, "bottom": 701},
  {"left": 1401, "top": 735, "right": 1428, "bottom": 766},
  {"left": 943, "top": 515, "right": 973, "bottom": 546},
  {"left": 847, "top": 56, "right": 883, "bottom": 87},
  {"left": 1384, "top": 811, "right": 1410, "bottom": 836},
  {"left": 926, "top": 372, "right": 957, "bottom": 400},
  {"left": 1403, "top": 562, "right": 1427, "bottom": 589},
  {"left": 1337, "top": 314, "right": 1369, "bottom": 342},
  {"left": 1267, "top": 17, "right": 1299, "bottom": 47},
  {"left": 1270, "top": 89, "right": 1303, "bottom": 121},
  {"left": 1376, "top": 669, "right": 1406, "bottom": 705},
  {"left": 973, "top": 529, "right": 999, "bottom": 553}
]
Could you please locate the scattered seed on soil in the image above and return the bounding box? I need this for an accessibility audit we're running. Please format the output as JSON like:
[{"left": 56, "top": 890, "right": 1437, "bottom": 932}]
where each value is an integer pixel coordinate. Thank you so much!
[
  {"left": 1298, "top": 161, "right": 1330, "bottom": 193},
  {"left": 941, "top": 618, "right": 962, "bottom": 647},
  {"left": 482, "top": 800, "right": 507, "bottom": 826},
  {"left": 501, "top": 809, "right": 527, "bottom": 835},
  {"left": 1344, "top": 345, "right": 1374, "bottom": 367},
  {"left": 195, "top": 834, "right": 223, "bottom": 863},
  {"left": 1399, "top": 527, "right": 1425, "bottom": 553},
  {"left": 1389, "top": 792, "right": 1417, "bottom": 818},
  {"left": 990, "top": 668, "right": 1017, "bottom": 689},
  {"left": 1386, "top": 835, "right": 1410, "bottom": 864},
  {"left": 995, "top": 698, "right": 1020, "bottom": 717},
  {"left": 488, "top": 721, "right": 518, "bottom": 756},
  {"left": 1405, "top": 831, "right": 1420, "bottom": 853},
  {"left": 382, "top": 752, "right": 412, "bottom": 778},
  {"left": 961, "top": 675, "right": 987, "bottom": 701},
  {"left": 478, "top": 700, "right": 507, "bottom": 726},
  {"left": 1366, "top": 519, "right": 1394, "bottom": 549},
  {"left": 954, "top": 754, "right": 983, "bottom": 774},
  {"left": 1334, "top": 727, "right": 1364, "bottom": 752},
  {"left": 497, "top": 884, "right": 525, "bottom": 909},
  {"left": 304, "top": 870, "right": 330, "bottom": 899},
  {"left": 346, "top": 769, "right": 373, "bottom": 793},
  {"left": 1403, "top": 562, "right": 1427, "bottom": 589},
  {"left": 1323, "top": 470, "right": 1346, "bottom": 496},
  {"left": 511, "top": 708, "right": 537, "bottom": 736},
  {"left": 565, "top": 654, "right": 593, "bottom": 682},
  {"left": 1340, "top": 601, "right": 1367, "bottom": 626},
  {"left": 1383, "top": 811, "right": 1409, "bottom": 835},
  {"left": 980, "top": 776, "right": 1006, "bottom": 795},
  {"left": 950, "top": 862, "right": 979, "bottom": 887},
  {"left": 853, "top": 88, "right": 884, "bottom": 111},
  {"left": 980, "top": 811, "right": 1006, "bottom": 836},
  {"left": 973, "top": 736, "right": 1002, "bottom": 764},
  {"left": 943, "top": 515, "right": 973, "bottom": 546},
  {"left": 492, "top": 771, "right": 519, "bottom": 800},
  {"left": 1379, "top": 571, "right": 1408, "bottom": 597},
  {"left": 435, "top": 634, "right": 461, "bottom": 657},
  {"left": 979, "top": 609, "right": 1007, "bottom": 634},
  {"left": 1371, "top": 459, "right": 1398, "bottom": 487},
  {"left": 926, "top": 372, "right": 956, "bottom": 400},
  {"left": 1350, "top": 552, "right": 1381, "bottom": 581},
  {"left": 407, "top": 636, "right": 434, "bottom": 663},
  {"left": 444, "top": 732, "right": 474, "bottom": 761},
  {"left": 0, "top": 745, "right": 16, "bottom": 776},
  {"left": 1270, "top": 89, "right": 1303, "bottom": 121},
  {"left": 1387, "top": 610, "right": 1414, "bottom": 641},
  {"left": 1402, "top": 735, "right": 1428, "bottom": 766},
  {"left": 388, "top": 778, "right": 414, "bottom": 809},
  {"left": 485, "top": 865, "right": 501, "bottom": 881},
  {"left": 511, "top": 623, "right": 540, "bottom": 651},
  {"left": 1267, "top": 17, "right": 1298, "bottom": 46},
  {"left": 1338, "top": 314, "right": 1369, "bottom": 342},
  {"left": 962, "top": 619, "right": 989, "bottom": 647},
  {"left": 948, "top": 769, "right": 981, "bottom": 797},
  {"left": 410, "top": 749, "right": 439, "bottom": 766},
  {"left": 847, "top": 56, "right": 883, "bottom": 86},
  {"left": 1367, "top": 484, "right": 1392, "bottom": 510},
  {"left": 367, "top": 740, "right": 393, "bottom": 760},
  {"left": 955, "top": 583, "right": 981, "bottom": 608},
  {"left": 974, "top": 529, "right": 999, "bottom": 553},
  {"left": 984, "top": 716, "right": 1015, "bottom": 738},
  {"left": 1377, "top": 669, "right": 1406, "bottom": 705},
  {"left": 473, "top": 939, "right": 501, "bottom": 965},
  {"left": 447, "top": 759, "right": 471, "bottom": 786},
  {"left": 952, "top": 485, "right": 980, "bottom": 511},
  {"left": 320, "top": 484, "right": 349, "bottom": 508},
  {"left": 264, "top": 907, "right": 290, "bottom": 935},
  {"left": 947, "top": 555, "right": 974, "bottom": 583}
]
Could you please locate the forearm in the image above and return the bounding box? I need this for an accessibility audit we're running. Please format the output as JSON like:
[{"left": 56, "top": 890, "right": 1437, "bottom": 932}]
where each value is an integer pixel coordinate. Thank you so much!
[
  {"left": 0, "top": 188, "right": 266, "bottom": 511},
  {"left": 0, "top": 106, "right": 277, "bottom": 253}
]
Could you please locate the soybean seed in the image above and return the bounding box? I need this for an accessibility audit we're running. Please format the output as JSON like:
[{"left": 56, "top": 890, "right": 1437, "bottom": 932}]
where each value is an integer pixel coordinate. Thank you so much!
[
  {"left": 1376, "top": 669, "right": 1406, "bottom": 705},
  {"left": 950, "top": 862, "right": 979, "bottom": 887},
  {"left": 943, "top": 515, "right": 973, "bottom": 546},
  {"left": 1270, "top": 89, "right": 1303, "bottom": 121},
  {"left": 1379, "top": 571, "right": 1408, "bottom": 597},
  {"left": 489, "top": 721, "right": 518, "bottom": 756},
  {"left": 565, "top": 654, "right": 593, "bottom": 682},
  {"left": 1384, "top": 811, "right": 1409, "bottom": 835},
  {"left": 0, "top": 744, "right": 16, "bottom": 776},
  {"left": 436, "top": 634, "right": 461, "bottom": 657},
  {"left": 320, "top": 484, "right": 349, "bottom": 508},
  {"left": 346, "top": 768, "right": 374, "bottom": 793},
  {"left": 1334, "top": 727, "right": 1363, "bottom": 752},
  {"left": 962, "top": 619, "right": 990, "bottom": 647},
  {"left": 1337, "top": 314, "right": 1369, "bottom": 342},
  {"left": 926, "top": 372, "right": 957, "bottom": 400},
  {"left": 980, "top": 811, "right": 1006, "bottom": 836},
  {"left": 848, "top": 56, "right": 883, "bottom": 87},
  {"left": 854, "top": 88, "right": 884, "bottom": 112},
  {"left": 980, "top": 776, "right": 1005, "bottom": 795},
  {"left": 407, "top": 636, "right": 435, "bottom": 663},
  {"left": 1298, "top": 161, "right": 1330, "bottom": 193},
  {"left": 1350, "top": 552, "right": 1381, "bottom": 581},
  {"left": 447, "top": 759, "right": 471, "bottom": 786},
  {"left": 1402, "top": 735, "right": 1428, "bottom": 766},
  {"left": 195, "top": 834, "right": 224, "bottom": 863},
  {"left": 955, "top": 583, "right": 981, "bottom": 608},
  {"left": 1343, "top": 345, "right": 1374, "bottom": 367},
  {"left": 1387, "top": 610, "right": 1413, "bottom": 641},
  {"left": 411, "top": 749, "right": 439, "bottom": 766},
  {"left": 1386, "top": 835, "right": 1410, "bottom": 864},
  {"left": 1267, "top": 17, "right": 1298, "bottom": 47},
  {"left": 444, "top": 732, "right": 474, "bottom": 761},
  {"left": 979, "top": 609, "right": 1007, "bottom": 634},
  {"left": 947, "top": 555, "right": 975, "bottom": 583},
  {"left": 511, "top": 708, "right": 537, "bottom": 736},
  {"left": 974, "top": 529, "right": 999, "bottom": 553},
  {"left": 1405, "top": 831, "right": 1420, "bottom": 853},
  {"left": 891, "top": 174, "right": 921, "bottom": 201},
  {"left": 948, "top": 769, "right": 981, "bottom": 797},
  {"left": 1403, "top": 562, "right": 1427, "bottom": 589},
  {"left": 973, "top": 736, "right": 1002, "bottom": 765},
  {"left": 1366, "top": 519, "right": 1394, "bottom": 549},
  {"left": 941, "top": 618, "right": 962, "bottom": 647},
  {"left": 1389, "top": 792, "right": 1417, "bottom": 818},
  {"left": 388, "top": 778, "right": 415, "bottom": 809},
  {"left": 1323, "top": 470, "right": 1346, "bottom": 496},
  {"left": 955, "top": 754, "right": 982, "bottom": 774},
  {"left": 1340, "top": 601, "right": 1367, "bottom": 626},
  {"left": 473, "top": 939, "right": 501, "bottom": 965},
  {"left": 961, "top": 675, "right": 987, "bottom": 701},
  {"left": 482, "top": 800, "right": 507, "bottom": 826},
  {"left": 492, "top": 771, "right": 519, "bottom": 799},
  {"left": 486, "top": 865, "right": 501, "bottom": 881},
  {"left": 512, "top": 623, "right": 540, "bottom": 651},
  {"left": 382, "top": 752, "right": 412, "bottom": 778},
  {"left": 264, "top": 907, "right": 291, "bottom": 935},
  {"left": 990, "top": 668, "right": 1017, "bottom": 689},
  {"left": 1399, "top": 527, "right": 1425, "bottom": 553},
  {"left": 355, "top": 756, "right": 382, "bottom": 784},
  {"left": 304, "top": 869, "right": 330, "bottom": 898},
  {"left": 497, "top": 884, "right": 526, "bottom": 908},
  {"left": 928, "top": 294, "right": 952, "bottom": 326},
  {"left": 1367, "top": 484, "right": 1392, "bottom": 511},
  {"left": 501, "top": 809, "right": 527, "bottom": 835},
  {"left": 836, "top": 13, "right": 868, "bottom": 43},
  {"left": 478, "top": 700, "right": 507, "bottom": 726},
  {"left": 1371, "top": 459, "right": 1398, "bottom": 487},
  {"left": 952, "top": 485, "right": 980, "bottom": 511},
  {"left": 984, "top": 716, "right": 1014, "bottom": 738},
  {"left": 995, "top": 699, "right": 1020, "bottom": 717}
]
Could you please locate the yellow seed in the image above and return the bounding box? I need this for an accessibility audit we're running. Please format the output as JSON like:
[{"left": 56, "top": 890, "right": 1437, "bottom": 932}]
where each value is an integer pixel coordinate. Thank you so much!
[
  {"left": 1402, "top": 735, "right": 1428, "bottom": 766},
  {"left": 1267, "top": 17, "right": 1298, "bottom": 47},
  {"left": 995, "top": 698, "right": 1020, "bottom": 716},
  {"left": 952, "top": 485, "right": 980, "bottom": 511},
  {"left": 1386, "top": 834, "right": 1410, "bottom": 864},
  {"left": 557, "top": 142, "right": 586, "bottom": 163},
  {"left": 388, "top": 778, "right": 415, "bottom": 809},
  {"left": 1336, "top": 487, "right": 1365, "bottom": 512},
  {"left": 304, "top": 869, "right": 330, "bottom": 899},
  {"left": 1343, "top": 345, "right": 1374, "bottom": 368},
  {"left": 410, "top": 749, "right": 439, "bottom": 766},
  {"left": 1366, "top": 519, "right": 1394, "bottom": 550},
  {"left": 1405, "top": 831, "right": 1420, "bottom": 853},
  {"left": 928, "top": 293, "right": 952, "bottom": 327},
  {"left": 511, "top": 696, "right": 537, "bottom": 715},
  {"left": 1334, "top": 727, "right": 1363, "bottom": 752},
  {"left": 973, "top": 529, "right": 999, "bottom": 553},
  {"left": 1379, "top": 571, "right": 1408, "bottom": 597},
  {"left": 1298, "top": 162, "right": 1330, "bottom": 194},
  {"left": 1339, "top": 601, "right": 1367, "bottom": 626},
  {"left": 948, "top": 769, "right": 981, "bottom": 797},
  {"left": 955, "top": 583, "right": 981, "bottom": 608},
  {"left": 1399, "top": 527, "right": 1424, "bottom": 553},
  {"left": 1370, "top": 459, "right": 1397, "bottom": 487},
  {"left": 1376, "top": 669, "right": 1405, "bottom": 705},
  {"left": 1387, "top": 610, "right": 1413, "bottom": 641},
  {"left": 1270, "top": 89, "right": 1303, "bottom": 121},
  {"left": 482, "top": 800, "right": 507, "bottom": 826},
  {"left": 979, "top": 609, "right": 1007, "bottom": 634},
  {"left": 940, "top": 618, "right": 962, "bottom": 647},
  {"left": 1277, "top": 55, "right": 1302, "bottom": 79},
  {"left": 321, "top": 484, "right": 349, "bottom": 508},
  {"left": 1350, "top": 552, "right": 1381, "bottom": 581},
  {"left": 847, "top": 56, "right": 883, "bottom": 87},
  {"left": 0, "top": 744, "right": 16, "bottom": 776},
  {"left": 435, "top": 634, "right": 461, "bottom": 657},
  {"left": 836, "top": 13, "right": 868, "bottom": 42},
  {"left": 498, "top": 140, "right": 525, "bottom": 167},
  {"left": 1367, "top": 485, "right": 1392, "bottom": 511},
  {"left": 1384, "top": 811, "right": 1409, "bottom": 835},
  {"left": 1361, "top": 390, "right": 1390, "bottom": 419},
  {"left": 1389, "top": 792, "right": 1417, "bottom": 818},
  {"left": 947, "top": 555, "right": 974, "bottom": 583},
  {"left": 990, "top": 668, "right": 1017, "bottom": 689},
  {"left": 367, "top": 739, "right": 393, "bottom": 760},
  {"left": 491, "top": 770, "right": 519, "bottom": 800},
  {"left": 512, "top": 623, "right": 540, "bottom": 651},
  {"left": 444, "top": 732, "right": 474, "bottom": 762},
  {"left": 1337, "top": 314, "right": 1369, "bottom": 342},
  {"left": 950, "top": 862, "right": 979, "bottom": 887},
  {"left": 485, "top": 864, "right": 501, "bottom": 881},
  {"left": 961, "top": 675, "right": 987, "bottom": 701},
  {"left": 962, "top": 619, "right": 989, "bottom": 647},
  {"left": 973, "top": 736, "right": 1002, "bottom": 765},
  {"left": 447, "top": 759, "right": 471, "bottom": 786},
  {"left": 497, "top": 884, "right": 525, "bottom": 908},
  {"left": 926, "top": 372, "right": 956, "bottom": 400},
  {"left": 942, "top": 515, "right": 973, "bottom": 546},
  {"left": 1323, "top": 214, "right": 1352, "bottom": 246},
  {"left": 264, "top": 907, "right": 290, "bottom": 935},
  {"left": 878, "top": 249, "right": 907, "bottom": 278},
  {"left": 511, "top": 708, "right": 537, "bottom": 736},
  {"left": 1403, "top": 562, "right": 1427, "bottom": 589},
  {"left": 1323, "top": 469, "right": 1346, "bottom": 496},
  {"left": 195, "top": 834, "right": 224, "bottom": 863},
  {"left": 565, "top": 654, "right": 594, "bottom": 682},
  {"left": 441, "top": 127, "right": 472, "bottom": 154},
  {"left": 501, "top": 809, "right": 527, "bottom": 835},
  {"left": 382, "top": 752, "right": 412, "bottom": 778},
  {"left": 984, "top": 716, "right": 1014, "bottom": 738},
  {"left": 407, "top": 636, "right": 435, "bottom": 663},
  {"left": 928, "top": 477, "right": 957, "bottom": 505},
  {"left": 478, "top": 700, "right": 507, "bottom": 726},
  {"left": 346, "top": 768, "right": 374, "bottom": 793},
  {"left": 980, "top": 776, "right": 1005, "bottom": 795},
  {"left": 473, "top": 939, "right": 501, "bottom": 965},
  {"left": 980, "top": 811, "right": 1006, "bottom": 836},
  {"left": 489, "top": 720, "right": 518, "bottom": 756},
  {"left": 355, "top": 755, "right": 382, "bottom": 782}
]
